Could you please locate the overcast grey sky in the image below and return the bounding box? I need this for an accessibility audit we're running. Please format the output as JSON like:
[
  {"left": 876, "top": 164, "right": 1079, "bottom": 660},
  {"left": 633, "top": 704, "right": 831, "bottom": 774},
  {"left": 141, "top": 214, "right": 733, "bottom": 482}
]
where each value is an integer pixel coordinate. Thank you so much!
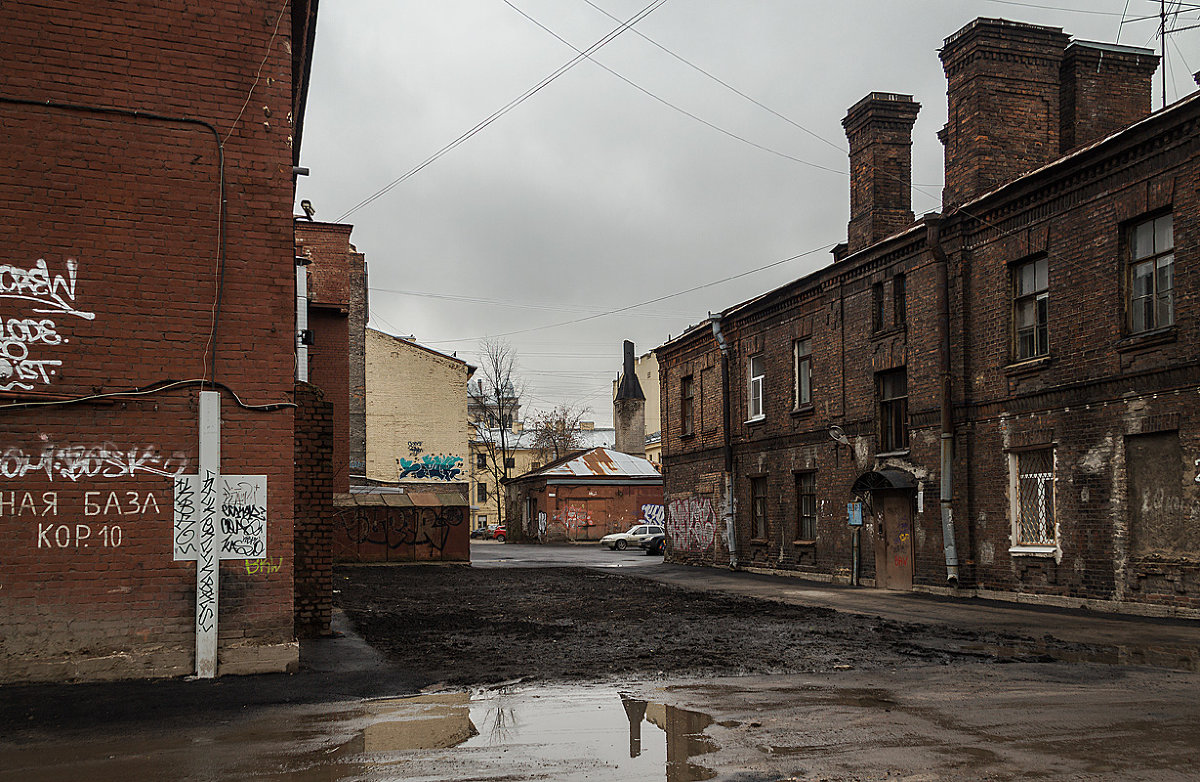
[{"left": 295, "top": 0, "right": 1199, "bottom": 427}]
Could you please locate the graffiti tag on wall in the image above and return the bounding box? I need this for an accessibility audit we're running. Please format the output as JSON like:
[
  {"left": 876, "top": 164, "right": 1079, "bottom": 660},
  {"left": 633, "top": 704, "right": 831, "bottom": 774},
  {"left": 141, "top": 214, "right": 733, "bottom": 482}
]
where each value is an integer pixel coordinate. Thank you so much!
[
  {"left": 0, "top": 443, "right": 189, "bottom": 482},
  {"left": 563, "top": 505, "right": 593, "bottom": 534},
  {"left": 640, "top": 503, "right": 664, "bottom": 525},
  {"left": 0, "top": 258, "right": 94, "bottom": 392},
  {"left": 338, "top": 505, "right": 465, "bottom": 554},
  {"left": 398, "top": 454, "right": 463, "bottom": 481},
  {"left": 173, "top": 474, "right": 267, "bottom": 560},
  {"left": 666, "top": 495, "right": 717, "bottom": 552}
]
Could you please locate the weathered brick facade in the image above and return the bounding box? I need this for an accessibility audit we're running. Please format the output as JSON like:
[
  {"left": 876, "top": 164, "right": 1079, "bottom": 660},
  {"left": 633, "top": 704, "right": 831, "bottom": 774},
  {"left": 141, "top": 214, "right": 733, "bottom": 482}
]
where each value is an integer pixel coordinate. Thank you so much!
[
  {"left": 0, "top": 0, "right": 317, "bottom": 681},
  {"left": 659, "top": 17, "right": 1200, "bottom": 616},
  {"left": 293, "top": 382, "right": 333, "bottom": 639}
]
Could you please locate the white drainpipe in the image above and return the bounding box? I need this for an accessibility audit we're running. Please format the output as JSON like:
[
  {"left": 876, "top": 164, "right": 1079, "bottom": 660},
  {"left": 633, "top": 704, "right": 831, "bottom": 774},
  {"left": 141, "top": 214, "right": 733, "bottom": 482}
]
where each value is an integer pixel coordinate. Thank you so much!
[{"left": 295, "top": 261, "right": 309, "bottom": 383}]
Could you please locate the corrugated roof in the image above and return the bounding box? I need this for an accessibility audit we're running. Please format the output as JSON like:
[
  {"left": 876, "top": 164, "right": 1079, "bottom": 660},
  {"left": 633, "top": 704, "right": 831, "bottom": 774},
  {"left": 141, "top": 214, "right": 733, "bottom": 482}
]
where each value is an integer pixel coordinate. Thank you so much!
[{"left": 538, "top": 447, "right": 661, "bottom": 478}]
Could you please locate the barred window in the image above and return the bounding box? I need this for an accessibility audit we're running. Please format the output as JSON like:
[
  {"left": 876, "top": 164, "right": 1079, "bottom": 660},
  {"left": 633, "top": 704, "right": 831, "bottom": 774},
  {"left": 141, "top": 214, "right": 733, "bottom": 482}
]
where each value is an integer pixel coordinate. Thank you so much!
[
  {"left": 1013, "top": 449, "right": 1055, "bottom": 547},
  {"left": 795, "top": 471, "right": 816, "bottom": 542},
  {"left": 1129, "top": 213, "right": 1174, "bottom": 334}
]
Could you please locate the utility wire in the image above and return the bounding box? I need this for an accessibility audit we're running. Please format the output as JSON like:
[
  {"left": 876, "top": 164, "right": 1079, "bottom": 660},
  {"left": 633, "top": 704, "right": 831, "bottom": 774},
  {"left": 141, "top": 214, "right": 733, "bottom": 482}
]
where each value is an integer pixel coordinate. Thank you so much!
[
  {"left": 335, "top": 0, "right": 668, "bottom": 222},
  {"left": 502, "top": 0, "right": 846, "bottom": 176},
  {"left": 427, "top": 241, "right": 834, "bottom": 344},
  {"left": 578, "top": 0, "right": 844, "bottom": 156}
]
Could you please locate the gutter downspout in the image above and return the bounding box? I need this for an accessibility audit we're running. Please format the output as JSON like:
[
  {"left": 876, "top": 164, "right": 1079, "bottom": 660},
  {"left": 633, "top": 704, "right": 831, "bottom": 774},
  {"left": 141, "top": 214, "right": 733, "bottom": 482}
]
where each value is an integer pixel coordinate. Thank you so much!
[
  {"left": 927, "top": 217, "right": 960, "bottom": 584},
  {"left": 710, "top": 314, "right": 738, "bottom": 569}
]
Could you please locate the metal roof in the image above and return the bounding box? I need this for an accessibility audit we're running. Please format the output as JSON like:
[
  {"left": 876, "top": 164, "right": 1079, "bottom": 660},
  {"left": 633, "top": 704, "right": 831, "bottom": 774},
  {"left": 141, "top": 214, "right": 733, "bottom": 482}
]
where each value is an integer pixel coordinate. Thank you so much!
[{"left": 535, "top": 447, "right": 661, "bottom": 479}]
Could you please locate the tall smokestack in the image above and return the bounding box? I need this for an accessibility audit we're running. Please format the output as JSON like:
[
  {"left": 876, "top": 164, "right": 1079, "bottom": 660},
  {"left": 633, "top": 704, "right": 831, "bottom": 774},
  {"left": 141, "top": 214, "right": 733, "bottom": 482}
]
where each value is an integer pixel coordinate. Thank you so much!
[
  {"left": 842, "top": 92, "right": 921, "bottom": 254},
  {"left": 614, "top": 340, "right": 646, "bottom": 457}
]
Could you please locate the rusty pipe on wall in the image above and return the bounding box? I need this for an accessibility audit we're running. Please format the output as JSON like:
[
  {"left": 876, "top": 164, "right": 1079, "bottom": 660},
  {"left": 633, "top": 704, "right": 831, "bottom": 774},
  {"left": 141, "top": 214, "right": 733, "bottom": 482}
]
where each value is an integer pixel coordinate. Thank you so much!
[{"left": 926, "top": 217, "right": 960, "bottom": 584}]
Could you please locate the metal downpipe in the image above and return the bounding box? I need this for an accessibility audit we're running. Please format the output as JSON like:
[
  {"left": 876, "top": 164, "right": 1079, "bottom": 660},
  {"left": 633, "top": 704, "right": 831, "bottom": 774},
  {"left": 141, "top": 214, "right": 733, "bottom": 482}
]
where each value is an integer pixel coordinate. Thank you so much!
[
  {"left": 711, "top": 314, "right": 738, "bottom": 570},
  {"left": 927, "top": 218, "right": 960, "bottom": 585}
]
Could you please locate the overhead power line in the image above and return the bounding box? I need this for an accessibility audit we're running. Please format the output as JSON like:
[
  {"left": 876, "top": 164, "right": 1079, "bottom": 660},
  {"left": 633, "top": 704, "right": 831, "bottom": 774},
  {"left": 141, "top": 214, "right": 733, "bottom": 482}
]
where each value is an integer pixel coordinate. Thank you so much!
[
  {"left": 335, "top": 0, "right": 669, "bottom": 222},
  {"left": 427, "top": 241, "right": 835, "bottom": 344}
]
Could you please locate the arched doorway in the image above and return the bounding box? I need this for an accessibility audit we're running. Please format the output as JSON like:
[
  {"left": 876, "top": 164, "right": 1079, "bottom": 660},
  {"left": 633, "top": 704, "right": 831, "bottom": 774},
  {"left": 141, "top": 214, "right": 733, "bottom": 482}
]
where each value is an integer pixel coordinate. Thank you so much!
[{"left": 852, "top": 469, "right": 916, "bottom": 591}]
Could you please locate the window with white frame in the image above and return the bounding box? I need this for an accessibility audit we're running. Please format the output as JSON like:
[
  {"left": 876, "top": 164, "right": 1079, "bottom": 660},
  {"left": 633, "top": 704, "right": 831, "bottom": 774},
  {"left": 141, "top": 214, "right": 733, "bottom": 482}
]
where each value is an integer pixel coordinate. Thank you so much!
[
  {"left": 1129, "top": 213, "right": 1174, "bottom": 333},
  {"left": 793, "top": 338, "right": 812, "bottom": 409},
  {"left": 1010, "top": 448, "right": 1056, "bottom": 548},
  {"left": 1013, "top": 256, "right": 1048, "bottom": 360},
  {"left": 748, "top": 354, "right": 765, "bottom": 420}
]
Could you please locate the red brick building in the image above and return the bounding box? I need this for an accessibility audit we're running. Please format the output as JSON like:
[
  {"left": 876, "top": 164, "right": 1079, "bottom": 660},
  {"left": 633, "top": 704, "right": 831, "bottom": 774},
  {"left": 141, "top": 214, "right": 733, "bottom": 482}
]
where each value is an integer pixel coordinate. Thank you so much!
[
  {"left": 505, "top": 448, "right": 663, "bottom": 542},
  {"left": 295, "top": 220, "right": 368, "bottom": 492},
  {"left": 658, "top": 18, "right": 1200, "bottom": 616},
  {"left": 1, "top": 0, "right": 320, "bottom": 681}
]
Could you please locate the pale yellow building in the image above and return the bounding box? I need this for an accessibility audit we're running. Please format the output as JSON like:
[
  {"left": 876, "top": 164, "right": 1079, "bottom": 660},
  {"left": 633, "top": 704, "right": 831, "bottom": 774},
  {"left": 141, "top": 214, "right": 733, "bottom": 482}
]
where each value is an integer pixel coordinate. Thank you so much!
[{"left": 365, "top": 329, "right": 474, "bottom": 483}]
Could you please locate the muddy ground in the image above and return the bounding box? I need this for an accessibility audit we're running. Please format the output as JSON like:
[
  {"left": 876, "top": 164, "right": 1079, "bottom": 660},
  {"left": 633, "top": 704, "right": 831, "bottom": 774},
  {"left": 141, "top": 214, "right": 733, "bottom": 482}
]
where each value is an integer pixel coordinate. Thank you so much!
[{"left": 336, "top": 564, "right": 1098, "bottom": 687}]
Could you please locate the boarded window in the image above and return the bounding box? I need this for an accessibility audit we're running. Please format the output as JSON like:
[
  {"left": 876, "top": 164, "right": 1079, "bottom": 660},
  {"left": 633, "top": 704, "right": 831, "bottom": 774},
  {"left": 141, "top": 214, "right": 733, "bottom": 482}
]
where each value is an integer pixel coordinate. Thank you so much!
[{"left": 1126, "top": 431, "right": 1190, "bottom": 557}]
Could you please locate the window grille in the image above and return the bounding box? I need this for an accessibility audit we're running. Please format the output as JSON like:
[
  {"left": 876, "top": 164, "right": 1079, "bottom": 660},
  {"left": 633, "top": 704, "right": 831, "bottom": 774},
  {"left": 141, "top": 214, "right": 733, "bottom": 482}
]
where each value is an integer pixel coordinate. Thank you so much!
[{"left": 1015, "top": 449, "right": 1055, "bottom": 546}]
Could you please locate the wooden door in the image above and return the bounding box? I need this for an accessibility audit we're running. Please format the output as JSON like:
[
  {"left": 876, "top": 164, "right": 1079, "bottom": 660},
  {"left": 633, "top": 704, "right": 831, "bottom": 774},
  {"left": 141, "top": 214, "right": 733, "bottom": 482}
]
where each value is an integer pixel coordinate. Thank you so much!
[{"left": 873, "top": 491, "right": 913, "bottom": 590}]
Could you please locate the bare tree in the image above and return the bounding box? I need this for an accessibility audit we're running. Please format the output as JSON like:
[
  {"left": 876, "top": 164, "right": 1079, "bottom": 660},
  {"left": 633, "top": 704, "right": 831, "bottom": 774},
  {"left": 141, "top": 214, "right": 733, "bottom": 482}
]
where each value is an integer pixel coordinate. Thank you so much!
[
  {"left": 468, "top": 338, "right": 525, "bottom": 528},
  {"left": 528, "top": 404, "right": 589, "bottom": 464}
]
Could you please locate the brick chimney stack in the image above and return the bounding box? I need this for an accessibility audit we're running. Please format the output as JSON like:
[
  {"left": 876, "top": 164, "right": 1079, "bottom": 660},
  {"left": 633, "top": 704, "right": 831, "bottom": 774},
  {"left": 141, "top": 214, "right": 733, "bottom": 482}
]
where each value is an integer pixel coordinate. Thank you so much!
[
  {"left": 1060, "top": 41, "right": 1158, "bottom": 153},
  {"left": 842, "top": 93, "right": 920, "bottom": 254},
  {"left": 939, "top": 18, "right": 1071, "bottom": 207},
  {"left": 613, "top": 340, "right": 646, "bottom": 457}
]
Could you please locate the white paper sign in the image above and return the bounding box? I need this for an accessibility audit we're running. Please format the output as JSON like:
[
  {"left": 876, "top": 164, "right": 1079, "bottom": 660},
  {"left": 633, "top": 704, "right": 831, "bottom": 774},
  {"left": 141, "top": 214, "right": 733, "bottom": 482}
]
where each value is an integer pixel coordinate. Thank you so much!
[{"left": 174, "top": 474, "right": 267, "bottom": 560}]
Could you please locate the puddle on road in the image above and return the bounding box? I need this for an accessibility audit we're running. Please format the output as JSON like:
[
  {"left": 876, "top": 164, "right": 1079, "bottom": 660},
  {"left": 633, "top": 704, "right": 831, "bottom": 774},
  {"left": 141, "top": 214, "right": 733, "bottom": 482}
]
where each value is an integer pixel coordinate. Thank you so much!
[
  {"left": 0, "top": 685, "right": 717, "bottom": 782},
  {"left": 284, "top": 685, "right": 718, "bottom": 782}
]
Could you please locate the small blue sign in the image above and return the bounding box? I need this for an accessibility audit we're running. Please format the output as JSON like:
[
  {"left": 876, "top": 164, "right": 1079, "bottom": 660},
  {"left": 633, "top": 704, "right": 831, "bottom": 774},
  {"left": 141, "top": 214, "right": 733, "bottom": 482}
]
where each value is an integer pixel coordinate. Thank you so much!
[{"left": 847, "top": 502, "right": 863, "bottom": 527}]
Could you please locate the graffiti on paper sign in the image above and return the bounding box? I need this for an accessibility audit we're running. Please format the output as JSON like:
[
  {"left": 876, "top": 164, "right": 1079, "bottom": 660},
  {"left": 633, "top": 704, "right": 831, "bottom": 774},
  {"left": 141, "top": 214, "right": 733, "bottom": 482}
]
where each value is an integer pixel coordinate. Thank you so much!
[
  {"left": 640, "top": 503, "right": 664, "bottom": 525},
  {"left": 666, "top": 495, "right": 717, "bottom": 552},
  {"left": 173, "top": 474, "right": 267, "bottom": 560},
  {"left": 0, "top": 257, "right": 94, "bottom": 392},
  {"left": 398, "top": 454, "right": 463, "bottom": 481},
  {"left": 538, "top": 511, "right": 547, "bottom": 538},
  {"left": 0, "top": 443, "right": 189, "bottom": 482}
]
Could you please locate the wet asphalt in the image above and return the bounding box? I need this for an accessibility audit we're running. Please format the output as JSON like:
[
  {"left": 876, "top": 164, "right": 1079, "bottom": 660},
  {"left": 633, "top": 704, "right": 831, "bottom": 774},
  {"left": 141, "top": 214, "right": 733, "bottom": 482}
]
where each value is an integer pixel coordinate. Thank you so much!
[{"left": 3, "top": 541, "right": 1200, "bottom": 780}]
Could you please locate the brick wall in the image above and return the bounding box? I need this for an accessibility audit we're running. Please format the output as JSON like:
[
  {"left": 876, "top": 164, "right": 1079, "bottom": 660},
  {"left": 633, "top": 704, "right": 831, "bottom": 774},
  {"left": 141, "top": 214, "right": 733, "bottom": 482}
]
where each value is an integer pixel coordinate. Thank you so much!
[
  {"left": 332, "top": 491, "right": 470, "bottom": 562},
  {"left": 293, "top": 382, "right": 332, "bottom": 638},
  {"left": 658, "top": 16, "right": 1199, "bottom": 615},
  {"left": 0, "top": 0, "right": 306, "bottom": 681}
]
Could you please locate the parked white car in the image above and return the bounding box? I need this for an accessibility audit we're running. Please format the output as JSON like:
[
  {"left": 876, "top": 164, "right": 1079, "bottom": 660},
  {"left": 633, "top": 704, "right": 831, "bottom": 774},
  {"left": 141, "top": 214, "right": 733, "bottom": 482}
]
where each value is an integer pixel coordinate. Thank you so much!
[{"left": 599, "top": 524, "right": 664, "bottom": 551}]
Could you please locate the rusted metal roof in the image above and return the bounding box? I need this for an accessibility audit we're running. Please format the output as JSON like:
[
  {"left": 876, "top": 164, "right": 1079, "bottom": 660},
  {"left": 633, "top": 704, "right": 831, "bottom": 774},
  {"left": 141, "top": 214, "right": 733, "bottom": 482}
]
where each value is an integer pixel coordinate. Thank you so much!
[{"left": 537, "top": 447, "right": 660, "bottom": 478}]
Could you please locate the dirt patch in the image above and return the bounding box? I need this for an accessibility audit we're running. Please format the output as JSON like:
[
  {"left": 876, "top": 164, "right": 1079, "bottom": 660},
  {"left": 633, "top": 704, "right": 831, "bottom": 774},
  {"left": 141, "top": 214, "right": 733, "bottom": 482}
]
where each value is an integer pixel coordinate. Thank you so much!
[{"left": 335, "top": 565, "right": 1060, "bottom": 688}]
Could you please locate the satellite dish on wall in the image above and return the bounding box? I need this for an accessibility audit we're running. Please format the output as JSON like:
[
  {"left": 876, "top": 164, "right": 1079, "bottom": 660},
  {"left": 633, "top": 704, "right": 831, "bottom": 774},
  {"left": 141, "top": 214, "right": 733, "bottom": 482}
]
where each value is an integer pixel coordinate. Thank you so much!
[{"left": 828, "top": 425, "right": 851, "bottom": 446}]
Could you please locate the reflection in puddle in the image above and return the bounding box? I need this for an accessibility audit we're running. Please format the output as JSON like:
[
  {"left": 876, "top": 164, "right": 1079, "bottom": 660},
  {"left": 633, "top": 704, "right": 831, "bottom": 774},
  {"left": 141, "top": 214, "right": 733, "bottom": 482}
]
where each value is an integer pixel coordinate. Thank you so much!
[{"left": 326, "top": 685, "right": 717, "bottom": 781}]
